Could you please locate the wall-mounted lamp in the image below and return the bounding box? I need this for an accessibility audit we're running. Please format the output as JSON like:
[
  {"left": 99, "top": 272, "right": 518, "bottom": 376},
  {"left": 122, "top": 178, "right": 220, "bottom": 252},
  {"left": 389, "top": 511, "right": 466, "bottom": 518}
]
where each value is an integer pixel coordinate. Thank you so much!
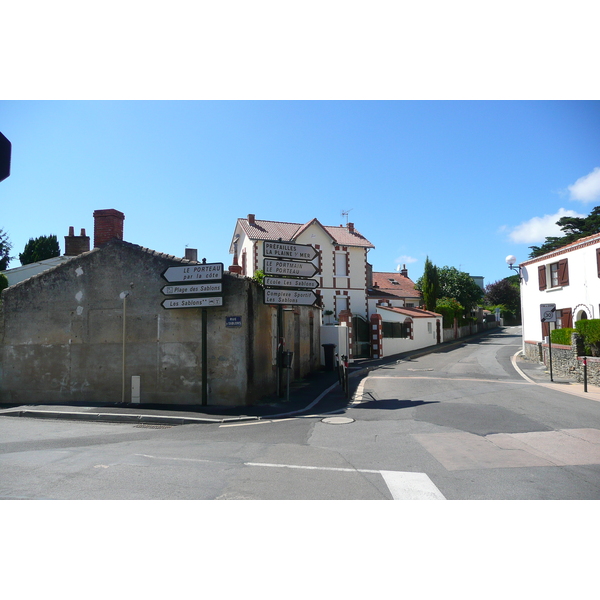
[{"left": 505, "top": 255, "right": 523, "bottom": 280}]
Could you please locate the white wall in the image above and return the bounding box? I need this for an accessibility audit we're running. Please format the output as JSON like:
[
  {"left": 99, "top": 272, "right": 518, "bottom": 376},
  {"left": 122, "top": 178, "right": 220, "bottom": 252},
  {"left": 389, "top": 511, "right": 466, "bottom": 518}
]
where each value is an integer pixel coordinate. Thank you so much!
[
  {"left": 520, "top": 236, "right": 600, "bottom": 344},
  {"left": 377, "top": 306, "right": 439, "bottom": 357}
]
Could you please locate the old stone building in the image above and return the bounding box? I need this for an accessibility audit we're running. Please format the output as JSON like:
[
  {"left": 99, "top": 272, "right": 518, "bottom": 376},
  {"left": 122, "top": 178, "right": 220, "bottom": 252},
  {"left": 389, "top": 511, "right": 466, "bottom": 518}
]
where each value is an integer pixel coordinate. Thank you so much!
[{"left": 0, "top": 211, "right": 320, "bottom": 407}]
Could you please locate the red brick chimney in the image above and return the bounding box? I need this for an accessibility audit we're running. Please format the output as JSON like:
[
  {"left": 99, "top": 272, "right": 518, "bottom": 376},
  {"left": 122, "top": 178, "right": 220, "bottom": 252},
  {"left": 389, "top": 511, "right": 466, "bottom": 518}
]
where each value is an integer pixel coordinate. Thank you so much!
[
  {"left": 64, "top": 226, "right": 90, "bottom": 256},
  {"left": 347, "top": 222, "right": 355, "bottom": 233},
  {"left": 248, "top": 214, "right": 256, "bottom": 226},
  {"left": 93, "top": 209, "right": 125, "bottom": 248}
]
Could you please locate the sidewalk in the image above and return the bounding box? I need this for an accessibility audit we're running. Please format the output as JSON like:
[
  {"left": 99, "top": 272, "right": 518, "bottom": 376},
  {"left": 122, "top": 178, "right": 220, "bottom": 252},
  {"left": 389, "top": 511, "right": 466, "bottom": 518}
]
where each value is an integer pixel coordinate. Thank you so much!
[
  {"left": 513, "top": 352, "right": 600, "bottom": 403},
  {"left": 2, "top": 327, "right": 599, "bottom": 425}
]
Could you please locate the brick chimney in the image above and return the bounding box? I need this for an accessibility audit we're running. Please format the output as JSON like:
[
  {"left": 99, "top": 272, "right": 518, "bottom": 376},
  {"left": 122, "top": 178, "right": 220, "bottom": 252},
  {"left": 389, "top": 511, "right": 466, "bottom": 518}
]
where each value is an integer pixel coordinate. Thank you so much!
[
  {"left": 248, "top": 214, "right": 256, "bottom": 226},
  {"left": 185, "top": 248, "right": 198, "bottom": 262},
  {"left": 400, "top": 264, "right": 408, "bottom": 277},
  {"left": 93, "top": 209, "right": 125, "bottom": 248},
  {"left": 347, "top": 222, "right": 355, "bottom": 233},
  {"left": 64, "top": 226, "right": 90, "bottom": 256}
]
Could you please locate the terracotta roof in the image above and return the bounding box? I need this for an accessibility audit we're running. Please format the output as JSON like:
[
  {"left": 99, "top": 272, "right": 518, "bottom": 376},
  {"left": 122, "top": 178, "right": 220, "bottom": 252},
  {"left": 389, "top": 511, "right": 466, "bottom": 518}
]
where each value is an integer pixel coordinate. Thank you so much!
[
  {"left": 236, "top": 217, "right": 374, "bottom": 248},
  {"left": 378, "top": 305, "right": 442, "bottom": 319},
  {"left": 370, "top": 271, "right": 420, "bottom": 298},
  {"left": 521, "top": 231, "right": 600, "bottom": 266}
]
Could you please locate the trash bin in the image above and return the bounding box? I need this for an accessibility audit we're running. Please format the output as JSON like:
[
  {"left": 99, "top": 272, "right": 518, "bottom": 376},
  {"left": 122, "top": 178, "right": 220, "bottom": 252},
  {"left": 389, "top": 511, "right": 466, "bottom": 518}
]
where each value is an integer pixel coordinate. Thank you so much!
[{"left": 322, "top": 343, "right": 337, "bottom": 371}]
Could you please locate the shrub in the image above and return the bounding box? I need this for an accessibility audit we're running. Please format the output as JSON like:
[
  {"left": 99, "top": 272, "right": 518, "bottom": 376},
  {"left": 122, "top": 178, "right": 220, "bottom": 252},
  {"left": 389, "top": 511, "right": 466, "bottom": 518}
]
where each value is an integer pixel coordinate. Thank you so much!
[
  {"left": 576, "top": 319, "right": 600, "bottom": 356},
  {"left": 550, "top": 327, "right": 575, "bottom": 346}
]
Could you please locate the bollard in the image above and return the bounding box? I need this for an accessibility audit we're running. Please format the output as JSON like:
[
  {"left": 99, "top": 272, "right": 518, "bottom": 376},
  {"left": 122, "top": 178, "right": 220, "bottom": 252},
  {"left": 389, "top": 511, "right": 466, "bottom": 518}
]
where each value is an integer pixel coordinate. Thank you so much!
[{"left": 583, "top": 357, "right": 588, "bottom": 393}]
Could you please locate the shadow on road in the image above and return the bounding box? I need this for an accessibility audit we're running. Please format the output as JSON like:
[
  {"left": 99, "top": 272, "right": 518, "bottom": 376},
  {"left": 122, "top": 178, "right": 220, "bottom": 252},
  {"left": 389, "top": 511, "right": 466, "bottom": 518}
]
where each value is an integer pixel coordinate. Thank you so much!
[{"left": 352, "top": 398, "right": 439, "bottom": 410}]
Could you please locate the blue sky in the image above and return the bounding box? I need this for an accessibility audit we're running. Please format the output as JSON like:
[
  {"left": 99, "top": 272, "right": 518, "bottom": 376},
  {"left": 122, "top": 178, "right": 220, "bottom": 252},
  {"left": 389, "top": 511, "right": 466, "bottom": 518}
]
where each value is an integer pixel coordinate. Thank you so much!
[{"left": 2, "top": 100, "right": 599, "bottom": 287}]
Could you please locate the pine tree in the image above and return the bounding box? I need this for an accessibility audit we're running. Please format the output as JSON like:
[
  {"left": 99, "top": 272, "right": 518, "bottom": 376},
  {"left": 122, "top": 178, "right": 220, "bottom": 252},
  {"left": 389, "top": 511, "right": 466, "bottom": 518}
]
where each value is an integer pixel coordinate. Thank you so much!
[{"left": 19, "top": 234, "right": 60, "bottom": 265}]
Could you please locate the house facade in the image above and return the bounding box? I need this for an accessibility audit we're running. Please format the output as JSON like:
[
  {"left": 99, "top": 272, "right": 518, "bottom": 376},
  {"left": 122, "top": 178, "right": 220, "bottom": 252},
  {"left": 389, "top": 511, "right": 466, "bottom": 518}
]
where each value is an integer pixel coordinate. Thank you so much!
[
  {"left": 229, "top": 215, "right": 375, "bottom": 320},
  {"left": 519, "top": 232, "right": 600, "bottom": 355},
  {"left": 367, "top": 266, "right": 421, "bottom": 314}
]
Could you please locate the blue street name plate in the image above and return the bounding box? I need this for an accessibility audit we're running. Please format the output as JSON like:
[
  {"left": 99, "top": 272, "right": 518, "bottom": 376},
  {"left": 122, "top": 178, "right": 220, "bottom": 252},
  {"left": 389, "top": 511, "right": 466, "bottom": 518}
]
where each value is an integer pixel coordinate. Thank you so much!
[{"left": 226, "top": 316, "right": 242, "bottom": 327}]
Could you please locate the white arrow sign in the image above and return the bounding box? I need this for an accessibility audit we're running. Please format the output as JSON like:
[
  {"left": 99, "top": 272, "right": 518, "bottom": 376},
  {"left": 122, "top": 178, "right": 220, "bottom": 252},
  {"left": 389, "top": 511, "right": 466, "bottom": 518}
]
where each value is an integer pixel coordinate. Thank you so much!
[
  {"left": 263, "top": 259, "right": 319, "bottom": 278},
  {"left": 162, "top": 297, "right": 223, "bottom": 309},
  {"left": 162, "top": 263, "right": 223, "bottom": 283},
  {"left": 263, "top": 276, "right": 319, "bottom": 290},
  {"left": 264, "top": 289, "right": 319, "bottom": 306},
  {"left": 263, "top": 241, "right": 318, "bottom": 262},
  {"left": 161, "top": 283, "right": 222, "bottom": 296}
]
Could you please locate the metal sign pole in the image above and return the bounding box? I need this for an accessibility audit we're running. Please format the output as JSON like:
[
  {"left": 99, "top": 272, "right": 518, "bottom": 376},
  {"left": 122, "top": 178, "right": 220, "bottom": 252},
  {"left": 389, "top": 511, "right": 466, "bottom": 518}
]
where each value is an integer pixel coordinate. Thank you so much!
[{"left": 202, "top": 308, "right": 208, "bottom": 406}]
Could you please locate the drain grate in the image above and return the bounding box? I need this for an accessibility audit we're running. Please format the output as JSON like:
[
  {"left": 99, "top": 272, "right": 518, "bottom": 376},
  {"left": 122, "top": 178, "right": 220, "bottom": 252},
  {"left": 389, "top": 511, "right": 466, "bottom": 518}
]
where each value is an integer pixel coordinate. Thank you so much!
[{"left": 134, "top": 423, "right": 173, "bottom": 429}]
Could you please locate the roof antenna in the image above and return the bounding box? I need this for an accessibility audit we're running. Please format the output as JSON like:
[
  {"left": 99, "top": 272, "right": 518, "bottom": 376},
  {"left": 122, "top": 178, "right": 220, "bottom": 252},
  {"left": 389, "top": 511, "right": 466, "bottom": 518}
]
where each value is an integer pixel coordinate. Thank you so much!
[{"left": 341, "top": 209, "right": 353, "bottom": 226}]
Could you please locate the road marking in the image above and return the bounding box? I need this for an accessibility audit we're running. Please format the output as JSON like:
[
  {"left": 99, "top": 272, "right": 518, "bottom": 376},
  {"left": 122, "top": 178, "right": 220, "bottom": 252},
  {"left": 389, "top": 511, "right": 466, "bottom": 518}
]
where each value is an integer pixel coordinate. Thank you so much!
[
  {"left": 245, "top": 462, "right": 446, "bottom": 500},
  {"left": 368, "top": 375, "right": 531, "bottom": 385},
  {"left": 380, "top": 470, "right": 446, "bottom": 500}
]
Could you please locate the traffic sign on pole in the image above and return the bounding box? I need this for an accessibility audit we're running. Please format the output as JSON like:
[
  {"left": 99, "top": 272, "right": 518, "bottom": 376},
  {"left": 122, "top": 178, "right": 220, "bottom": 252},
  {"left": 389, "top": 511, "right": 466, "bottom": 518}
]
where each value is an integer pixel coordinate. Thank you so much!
[
  {"left": 263, "top": 241, "right": 318, "bottom": 262},
  {"left": 264, "top": 289, "right": 318, "bottom": 306},
  {"left": 162, "top": 297, "right": 223, "bottom": 309},
  {"left": 161, "top": 283, "right": 222, "bottom": 296},
  {"left": 263, "top": 259, "right": 319, "bottom": 279},
  {"left": 540, "top": 303, "right": 557, "bottom": 322},
  {"left": 263, "top": 276, "right": 318, "bottom": 290},
  {"left": 162, "top": 262, "right": 223, "bottom": 283}
]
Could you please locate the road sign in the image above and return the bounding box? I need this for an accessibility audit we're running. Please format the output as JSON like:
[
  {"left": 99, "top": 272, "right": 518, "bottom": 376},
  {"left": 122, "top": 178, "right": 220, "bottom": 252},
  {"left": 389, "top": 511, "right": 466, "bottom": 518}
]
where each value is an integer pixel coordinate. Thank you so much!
[
  {"left": 161, "top": 283, "right": 222, "bottom": 296},
  {"left": 263, "top": 259, "right": 319, "bottom": 278},
  {"left": 162, "top": 262, "right": 223, "bottom": 283},
  {"left": 264, "top": 289, "right": 318, "bottom": 306},
  {"left": 162, "top": 297, "right": 223, "bottom": 309},
  {"left": 263, "top": 276, "right": 319, "bottom": 290},
  {"left": 0, "top": 132, "right": 11, "bottom": 183},
  {"left": 540, "top": 303, "right": 557, "bottom": 322},
  {"left": 263, "top": 241, "right": 318, "bottom": 262}
]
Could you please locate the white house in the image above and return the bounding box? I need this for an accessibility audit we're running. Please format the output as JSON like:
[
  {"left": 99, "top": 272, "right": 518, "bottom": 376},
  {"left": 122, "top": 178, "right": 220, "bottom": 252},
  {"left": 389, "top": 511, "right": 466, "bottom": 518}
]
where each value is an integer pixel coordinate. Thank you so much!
[
  {"left": 518, "top": 232, "right": 600, "bottom": 349},
  {"left": 229, "top": 214, "right": 375, "bottom": 320},
  {"left": 367, "top": 266, "right": 421, "bottom": 314}
]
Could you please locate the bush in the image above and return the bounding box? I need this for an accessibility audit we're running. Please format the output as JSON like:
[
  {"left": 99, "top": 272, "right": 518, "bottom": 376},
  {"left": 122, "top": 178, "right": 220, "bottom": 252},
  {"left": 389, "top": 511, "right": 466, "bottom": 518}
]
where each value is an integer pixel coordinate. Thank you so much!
[
  {"left": 551, "top": 327, "right": 575, "bottom": 346},
  {"left": 576, "top": 319, "right": 600, "bottom": 356}
]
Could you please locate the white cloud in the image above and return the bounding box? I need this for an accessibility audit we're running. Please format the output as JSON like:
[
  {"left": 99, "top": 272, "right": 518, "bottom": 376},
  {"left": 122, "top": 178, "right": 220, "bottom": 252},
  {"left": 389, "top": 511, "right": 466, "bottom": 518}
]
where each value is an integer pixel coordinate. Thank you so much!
[
  {"left": 395, "top": 255, "right": 418, "bottom": 266},
  {"left": 507, "top": 208, "right": 586, "bottom": 244},
  {"left": 568, "top": 167, "right": 600, "bottom": 203}
]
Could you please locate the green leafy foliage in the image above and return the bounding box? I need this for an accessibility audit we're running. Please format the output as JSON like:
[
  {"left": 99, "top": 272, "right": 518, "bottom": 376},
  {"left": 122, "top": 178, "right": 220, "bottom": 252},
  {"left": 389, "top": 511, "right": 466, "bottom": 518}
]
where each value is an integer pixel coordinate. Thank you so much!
[
  {"left": 576, "top": 319, "right": 600, "bottom": 356},
  {"left": 252, "top": 269, "right": 264, "bottom": 285},
  {"left": 0, "top": 228, "right": 12, "bottom": 270},
  {"left": 435, "top": 297, "right": 463, "bottom": 328},
  {"left": 0, "top": 272, "right": 8, "bottom": 293},
  {"left": 550, "top": 328, "right": 575, "bottom": 346},
  {"left": 19, "top": 234, "right": 60, "bottom": 266},
  {"left": 484, "top": 277, "right": 520, "bottom": 319},
  {"left": 529, "top": 205, "right": 600, "bottom": 258}
]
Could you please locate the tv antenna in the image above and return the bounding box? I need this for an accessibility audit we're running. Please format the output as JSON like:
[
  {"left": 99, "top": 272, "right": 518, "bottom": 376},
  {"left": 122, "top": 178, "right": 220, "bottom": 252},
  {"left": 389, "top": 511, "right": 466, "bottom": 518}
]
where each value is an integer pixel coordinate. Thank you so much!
[{"left": 341, "top": 209, "right": 353, "bottom": 225}]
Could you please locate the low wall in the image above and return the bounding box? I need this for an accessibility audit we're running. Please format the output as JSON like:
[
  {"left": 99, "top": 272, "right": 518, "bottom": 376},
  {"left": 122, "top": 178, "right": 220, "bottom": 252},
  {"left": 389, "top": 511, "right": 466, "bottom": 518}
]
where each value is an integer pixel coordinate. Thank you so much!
[
  {"left": 523, "top": 335, "right": 600, "bottom": 387},
  {"left": 443, "top": 321, "right": 498, "bottom": 343}
]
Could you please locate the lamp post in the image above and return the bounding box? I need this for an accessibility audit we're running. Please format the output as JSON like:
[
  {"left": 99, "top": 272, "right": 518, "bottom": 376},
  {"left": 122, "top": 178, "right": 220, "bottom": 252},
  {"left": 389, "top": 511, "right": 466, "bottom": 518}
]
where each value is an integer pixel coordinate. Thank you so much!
[{"left": 505, "top": 255, "right": 523, "bottom": 280}]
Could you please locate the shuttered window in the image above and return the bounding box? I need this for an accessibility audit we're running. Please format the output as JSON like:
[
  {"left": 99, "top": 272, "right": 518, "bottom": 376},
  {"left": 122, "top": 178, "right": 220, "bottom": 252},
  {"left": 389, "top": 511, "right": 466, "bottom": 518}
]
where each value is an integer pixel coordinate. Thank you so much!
[
  {"left": 558, "top": 259, "right": 569, "bottom": 286},
  {"left": 538, "top": 265, "right": 547, "bottom": 290}
]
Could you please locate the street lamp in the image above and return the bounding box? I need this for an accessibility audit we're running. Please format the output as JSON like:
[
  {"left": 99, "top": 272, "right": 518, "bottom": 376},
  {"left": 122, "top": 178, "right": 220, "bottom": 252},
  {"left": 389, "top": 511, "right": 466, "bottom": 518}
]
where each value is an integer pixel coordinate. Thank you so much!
[{"left": 505, "top": 255, "right": 523, "bottom": 280}]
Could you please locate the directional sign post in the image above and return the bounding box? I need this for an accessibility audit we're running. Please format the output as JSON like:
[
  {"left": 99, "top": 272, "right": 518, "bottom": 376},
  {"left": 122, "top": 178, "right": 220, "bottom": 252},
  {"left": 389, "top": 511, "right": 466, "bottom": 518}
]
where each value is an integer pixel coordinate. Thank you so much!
[
  {"left": 263, "top": 241, "right": 319, "bottom": 262},
  {"left": 162, "top": 297, "right": 223, "bottom": 309},
  {"left": 263, "top": 276, "right": 318, "bottom": 290},
  {"left": 264, "top": 289, "right": 318, "bottom": 306},
  {"left": 162, "top": 262, "right": 223, "bottom": 283},
  {"left": 263, "top": 259, "right": 319, "bottom": 279},
  {"left": 161, "top": 283, "right": 222, "bottom": 296}
]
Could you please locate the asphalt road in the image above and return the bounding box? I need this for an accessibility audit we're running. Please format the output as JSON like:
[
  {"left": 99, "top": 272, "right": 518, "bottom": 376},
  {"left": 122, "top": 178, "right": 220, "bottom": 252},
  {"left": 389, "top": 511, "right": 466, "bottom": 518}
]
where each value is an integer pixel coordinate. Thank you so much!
[{"left": 1, "top": 326, "right": 599, "bottom": 500}]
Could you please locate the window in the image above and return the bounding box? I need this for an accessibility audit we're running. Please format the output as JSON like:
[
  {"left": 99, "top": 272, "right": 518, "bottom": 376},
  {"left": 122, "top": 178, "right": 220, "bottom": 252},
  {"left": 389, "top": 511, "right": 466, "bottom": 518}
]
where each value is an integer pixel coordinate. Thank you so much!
[
  {"left": 541, "top": 259, "right": 569, "bottom": 289},
  {"left": 336, "top": 295, "right": 348, "bottom": 318},
  {"left": 382, "top": 322, "right": 410, "bottom": 338},
  {"left": 335, "top": 252, "right": 348, "bottom": 277}
]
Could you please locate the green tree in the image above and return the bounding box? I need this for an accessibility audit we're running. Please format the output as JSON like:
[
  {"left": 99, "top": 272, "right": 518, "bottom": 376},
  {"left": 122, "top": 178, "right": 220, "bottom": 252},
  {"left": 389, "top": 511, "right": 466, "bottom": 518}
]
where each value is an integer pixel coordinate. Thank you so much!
[
  {"left": 0, "top": 272, "right": 8, "bottom": 293},
  {"left": 19, "top": 234, "right": 60, "bottom": 266},
  {"left": 484, "top": 277, "right": 520, "bottom": 319},
  {"left": 436, "top": 266, "right": 484, "bottom": 317},
  {"left": 529, "top": 205, "right": 600, "bottom": 258},
  {"left": 420, "top": 256, "right": 439, "bottom": 311},
  {"left": 435, "top": 297, "right": 463, "bottom": 328},
  {"left": 0, "top": 228, "right": 12, "bottom": 270}
]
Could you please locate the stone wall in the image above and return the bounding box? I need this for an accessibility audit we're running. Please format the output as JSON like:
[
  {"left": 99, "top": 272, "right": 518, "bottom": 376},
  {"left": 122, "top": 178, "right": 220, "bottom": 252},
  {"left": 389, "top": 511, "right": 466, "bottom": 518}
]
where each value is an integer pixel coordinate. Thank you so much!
[
  {"left": 0, "top": 240, "right": 321, "bottom": 407},
  {"left": 523, "top": 332, "right": 600, "bottom": 387}
]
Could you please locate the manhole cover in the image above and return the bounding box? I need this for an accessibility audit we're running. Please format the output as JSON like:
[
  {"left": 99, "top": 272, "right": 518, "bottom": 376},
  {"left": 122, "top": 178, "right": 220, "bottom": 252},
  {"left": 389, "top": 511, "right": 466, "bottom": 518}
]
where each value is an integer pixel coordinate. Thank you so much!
[{"left": 321, "top": 416, "right": 354, "bottom": 424}]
